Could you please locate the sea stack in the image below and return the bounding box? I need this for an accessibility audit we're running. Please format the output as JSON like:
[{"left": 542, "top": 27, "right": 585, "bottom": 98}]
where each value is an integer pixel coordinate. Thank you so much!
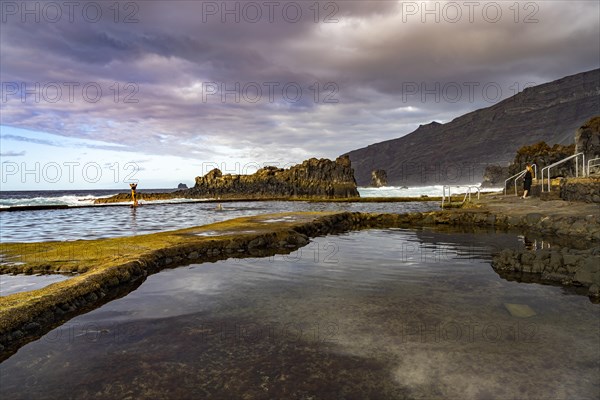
[{"left": 370, "top": 169, "right": 388, "bottom": 187}]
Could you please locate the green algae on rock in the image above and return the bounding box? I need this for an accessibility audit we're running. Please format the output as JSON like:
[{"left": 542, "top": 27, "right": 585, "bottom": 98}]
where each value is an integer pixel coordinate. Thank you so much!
[
  {"left": 2, "top": 196, "right": 600, "bottom": 359},
  {"left": 0, "top": 212, "right": 356, "bottom": 359}
]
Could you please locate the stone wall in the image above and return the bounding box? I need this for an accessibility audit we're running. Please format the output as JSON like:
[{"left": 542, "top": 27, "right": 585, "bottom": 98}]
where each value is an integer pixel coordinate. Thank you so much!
[
  {"left": 493, "top": 247, "right": 600, "bottom": 298},
  {"left": 559, "top": 177, "right": 600, "bottom": 203}
]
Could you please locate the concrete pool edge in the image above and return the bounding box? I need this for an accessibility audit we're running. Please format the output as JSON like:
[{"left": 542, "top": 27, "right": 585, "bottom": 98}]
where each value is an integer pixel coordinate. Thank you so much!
[{"left": 1, "top": 207, "right": 599, "bottom": 360}]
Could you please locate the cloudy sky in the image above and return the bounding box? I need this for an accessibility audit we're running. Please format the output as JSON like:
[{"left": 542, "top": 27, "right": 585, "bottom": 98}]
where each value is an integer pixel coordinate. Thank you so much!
[{"left": 1, "top": 0, "right": 598, "bottom": 189}]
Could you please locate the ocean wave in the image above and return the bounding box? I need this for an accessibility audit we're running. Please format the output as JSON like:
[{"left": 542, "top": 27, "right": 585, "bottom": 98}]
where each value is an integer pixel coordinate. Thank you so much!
[
  {"left": 0, "top": 195, "right": 117, "bottom": 208},
  {"left": 358, "top": 185, "right": 503, "bottom": 198},
  {"left": 0, "top": 195, "right": 213, "bottom": 208}
]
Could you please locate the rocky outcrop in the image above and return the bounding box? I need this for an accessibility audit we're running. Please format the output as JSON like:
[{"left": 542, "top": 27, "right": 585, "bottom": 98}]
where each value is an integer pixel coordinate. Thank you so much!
[
  {"left": 481, "top": 165, "right": 510, "bottom": 187},
  {"left": 507, "top": 141, "right": 576, "bottom": 178},
  {"left": 483, "top": 141, "right": 576, "bottom": 190},
  {"left": 370, "top": 169, "right": 388, "bottom": 187},
  {"left": 483, "top": 118, "right": 598, "bottom": 190},
  {"left": 188, "top": 156, "right": 359, "bottom": 199},
  {"left": 177, "top": 183, "right": 188, "bottom": 189},
  {"left": 95, "top": 156, "right": 359, "bottom": 203},
  {"left": 344, "top": 69, "right": 600, "bottom": 185},
  {"left": 575, "top": 116, "right": 600, "bottom": 168}
]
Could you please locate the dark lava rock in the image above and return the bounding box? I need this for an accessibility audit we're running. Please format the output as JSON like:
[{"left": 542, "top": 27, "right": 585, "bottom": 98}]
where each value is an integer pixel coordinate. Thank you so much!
[
  {"left": 96, "top": 156, "right": 359, "bottom": 203},
  {"left": 508, "top": 141, "right": 576, "bottom": 178},
  {"left": 481, "top": 165, "right": 509, "bottom": 187},
  {"left": 188, "top": 156, "right": 359, "bottom": 199},
  {"left": 575, "top": 116, "right": 600, "bottom": 166},
  {"left": 23, "top": 322, "right": 41, "bottom": 332},
  {"left": 370, "top": 169, "right": 388, "bottom": 187}
]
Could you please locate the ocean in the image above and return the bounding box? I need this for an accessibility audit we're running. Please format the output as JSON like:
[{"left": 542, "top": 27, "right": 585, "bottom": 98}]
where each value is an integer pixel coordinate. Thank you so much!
[
  {"left": 0, "top": 189, "right": 178, "bottom": 208},
  {"left": 0, "top": 186, "right": 502, "bottom": 208},
  {"left": 0, "top": 186, "right": 504, "bottom": 243}
]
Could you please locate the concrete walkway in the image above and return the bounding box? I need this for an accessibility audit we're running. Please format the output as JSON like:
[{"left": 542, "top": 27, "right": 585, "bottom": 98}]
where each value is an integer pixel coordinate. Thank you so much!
[{"left": 471, "top": 193, "right": 599, "bottom": 219}]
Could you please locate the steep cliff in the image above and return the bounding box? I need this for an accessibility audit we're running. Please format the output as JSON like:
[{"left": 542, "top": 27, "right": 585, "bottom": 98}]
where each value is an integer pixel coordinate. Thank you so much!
[{"left": 344, "top": 69, "right": 600, "bottom": 186}]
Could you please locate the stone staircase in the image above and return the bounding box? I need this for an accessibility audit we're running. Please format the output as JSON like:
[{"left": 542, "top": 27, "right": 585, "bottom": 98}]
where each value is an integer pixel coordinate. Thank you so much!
[
  {"left": 539, "top": 189, "right": 562, "bottom": 201},
  {"left": 530, "top": 179, "right": 562, "bottom": 201}
]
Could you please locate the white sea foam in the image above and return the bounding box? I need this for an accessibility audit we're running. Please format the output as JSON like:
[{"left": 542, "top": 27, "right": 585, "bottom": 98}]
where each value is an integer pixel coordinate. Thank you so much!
[
  {"left": 0, "top": 193, "right": 210, "bottom": 208},
  {"left": 358, "top": 185, "right": 503, "bottom": 198},
  {"left": 0, "top": 195, "right": 112, "bottom": 208}
]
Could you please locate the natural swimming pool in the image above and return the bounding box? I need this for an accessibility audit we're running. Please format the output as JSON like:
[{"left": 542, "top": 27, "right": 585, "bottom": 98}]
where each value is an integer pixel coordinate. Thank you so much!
[{"left": 1, "top": 229, "right": 598, "bottom": 399}]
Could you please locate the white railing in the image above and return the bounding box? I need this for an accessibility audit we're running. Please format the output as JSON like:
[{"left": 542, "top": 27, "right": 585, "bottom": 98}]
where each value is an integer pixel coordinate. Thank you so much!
[
  {"left": 504, "top": 170, "right": 525, "bottom": 196},
  {"left": 441, "top": 185, "right": 481, "bottom": 209},
  {"left": 541, "top": 153, "right": 585, "bottom": 192},
  {"left": 504, "top": 164, "right": 537, "bottom": 196},
  {"left": 587, "top": 157, "right": 600, "bottom": 175}
]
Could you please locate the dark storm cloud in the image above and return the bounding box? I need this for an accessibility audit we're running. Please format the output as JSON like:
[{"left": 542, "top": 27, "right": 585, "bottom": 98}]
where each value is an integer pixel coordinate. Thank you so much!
[{"left": 1, "top": 0, "right": 598, "bottom": 164}]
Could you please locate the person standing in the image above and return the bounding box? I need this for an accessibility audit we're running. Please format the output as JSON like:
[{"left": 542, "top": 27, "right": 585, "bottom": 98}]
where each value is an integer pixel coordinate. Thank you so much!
[
  {"left": 522, "top": 164, "right": 533, "bottom": 199},
  {"left": 130, "top": 183, "right": 138, "bottom": 207}
]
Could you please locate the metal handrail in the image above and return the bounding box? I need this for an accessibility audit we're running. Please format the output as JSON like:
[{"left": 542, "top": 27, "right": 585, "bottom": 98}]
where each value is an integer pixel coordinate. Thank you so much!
[
  {"left": 461, "top": 186, "right": 481, "bottom": 203},
  {"left": 442, "top": 185, "right": 481, "bottom": 209},
  {"left": 504, "top": 164, "right": 537, "bottom": 196},
  {"left": 541, "top": 152, "right": 585, "bottom": 192},
  {"left": 588, "top": 157, "right": 600, "bottom": 175},
  {"left": 504, "top": 170, "right": 525, "bottom": 196}
]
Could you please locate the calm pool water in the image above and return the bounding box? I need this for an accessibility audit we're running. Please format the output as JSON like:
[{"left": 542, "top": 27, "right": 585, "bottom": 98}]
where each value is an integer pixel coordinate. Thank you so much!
[
  {"left": 1, "top": 229, "right": 598, "bottom": 399},
  {"left": 0, "top": 274, "right": 71, "bottom": 297}
]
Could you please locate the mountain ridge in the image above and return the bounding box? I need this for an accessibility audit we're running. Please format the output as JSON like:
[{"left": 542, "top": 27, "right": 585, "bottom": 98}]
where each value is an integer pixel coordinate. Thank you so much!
[{"left": 343, "top": 69, "right": 600, "bottom": 186}]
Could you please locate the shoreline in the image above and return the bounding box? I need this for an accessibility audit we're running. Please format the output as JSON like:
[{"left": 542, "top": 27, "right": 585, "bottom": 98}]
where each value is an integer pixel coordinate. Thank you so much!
[{"left": 1, "top": 195, "right": 598, "bottom": 360}]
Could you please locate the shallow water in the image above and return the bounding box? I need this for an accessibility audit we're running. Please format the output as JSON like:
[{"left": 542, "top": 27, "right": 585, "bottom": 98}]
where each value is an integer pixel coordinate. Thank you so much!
[
  {"left": 0, "top": 274, "right": 71, "bottom": 297},
  {"left": 0, "top": 200, "right": 439, "bottom": 243},
  {"left": 1, "top": 229, "right": 598, "bottom": 399}
]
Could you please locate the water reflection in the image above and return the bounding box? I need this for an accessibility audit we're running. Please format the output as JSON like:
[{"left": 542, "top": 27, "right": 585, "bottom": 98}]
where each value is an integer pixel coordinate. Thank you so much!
[
  {"left": 0, "top": 274, "right": 71, "bottom": 297},
  {"left": 130, "top": 206, "right": 138, "bottom": 235},
  {"left": 518, "top": 235, "right": 551, "bottom": 251},
  {"left": 1, "top": 230, "right": 597, "bottom": 400}
]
